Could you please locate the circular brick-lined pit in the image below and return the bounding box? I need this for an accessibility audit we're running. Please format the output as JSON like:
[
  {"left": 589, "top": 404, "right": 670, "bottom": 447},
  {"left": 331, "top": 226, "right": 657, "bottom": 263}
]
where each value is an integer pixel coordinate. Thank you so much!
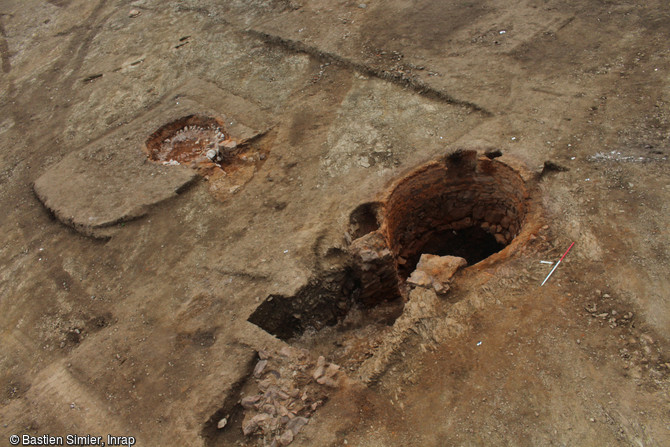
[
  {"left": 145, "top": 115, "right": 233, "bottom": 166},
  {"left": 348, "top": 150, "right": 528, "bottom": 306},
  {"left": 386, "top": 151, "right": 527, "bottom": 277}
]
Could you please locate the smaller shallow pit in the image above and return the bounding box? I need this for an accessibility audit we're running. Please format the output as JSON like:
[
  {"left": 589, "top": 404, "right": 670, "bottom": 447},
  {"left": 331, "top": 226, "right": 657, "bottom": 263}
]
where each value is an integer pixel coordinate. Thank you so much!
[
  {"left": 348, "top": 202, "right": 382, "bottom": 240},
  {"left": 145, "top": 115, "right": 234, "bottom": 166},
  {"left": 144, "top": 114, "right": 271, "bottom": 203}
]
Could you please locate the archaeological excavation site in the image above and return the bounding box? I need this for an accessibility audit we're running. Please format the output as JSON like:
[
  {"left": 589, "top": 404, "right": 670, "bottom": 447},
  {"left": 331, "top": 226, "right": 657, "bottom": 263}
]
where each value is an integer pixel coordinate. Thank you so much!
[{"left": 1, "top": 1, "right": 669, "bottom": 446}]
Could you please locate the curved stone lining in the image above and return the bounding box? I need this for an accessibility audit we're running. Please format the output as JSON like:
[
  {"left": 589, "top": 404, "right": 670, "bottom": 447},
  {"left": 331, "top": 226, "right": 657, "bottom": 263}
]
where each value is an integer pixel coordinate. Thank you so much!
[
  {"left": 145, "top": 115, "right": 231, "bottom": 166},
  {"left": 349, "top": 150, "right": 528, "bottom": 305}
]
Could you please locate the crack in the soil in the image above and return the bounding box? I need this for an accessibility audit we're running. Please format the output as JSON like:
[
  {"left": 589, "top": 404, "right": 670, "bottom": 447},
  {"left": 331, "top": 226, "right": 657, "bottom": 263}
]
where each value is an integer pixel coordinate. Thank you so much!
[
  {"left": 246, "top": 29, "right": 494, "bottom": 117},
  {"left": 0, "top": 15, "right": 11, "bottom": 74}
]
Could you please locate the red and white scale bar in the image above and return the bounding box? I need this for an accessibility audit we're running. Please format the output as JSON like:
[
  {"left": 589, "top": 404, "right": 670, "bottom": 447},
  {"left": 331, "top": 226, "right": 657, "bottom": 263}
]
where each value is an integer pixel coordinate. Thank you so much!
[{"left": 541, "top": 242, "right": 575, "bottom": 286}]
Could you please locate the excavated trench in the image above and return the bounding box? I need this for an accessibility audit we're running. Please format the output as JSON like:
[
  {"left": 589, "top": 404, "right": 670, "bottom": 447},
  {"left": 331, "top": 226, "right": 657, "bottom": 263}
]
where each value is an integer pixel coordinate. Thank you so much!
[
  {"left": 249, "top": 151, "right": 528, "bottom": 341},
  {"left": 247, "top": 271, "right": 360, "bottom": 340}
]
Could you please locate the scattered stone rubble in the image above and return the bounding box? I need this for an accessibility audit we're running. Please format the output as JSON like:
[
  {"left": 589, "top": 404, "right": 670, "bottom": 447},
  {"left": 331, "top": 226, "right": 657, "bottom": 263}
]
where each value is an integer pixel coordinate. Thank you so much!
[
  {"left": 585, "top": 302, "right": 633, "bottom": 329},
  {"left": 584, "top": 290, "right": 635, "bottom": 330},
  {"left": 231, "top": 347, "right": 344, "bottom": 446},
  {"left": 582, "top": 291, "right": 669, "bottom": 381}
]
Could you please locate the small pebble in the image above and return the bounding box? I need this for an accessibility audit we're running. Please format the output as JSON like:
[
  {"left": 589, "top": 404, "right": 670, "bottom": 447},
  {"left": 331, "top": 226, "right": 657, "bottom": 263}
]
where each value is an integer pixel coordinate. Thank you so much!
[
  {"left": 129, "top": 9, "right": 141, "bottom": 18},
  {"left": 222, "top": 140, "right": 237, "bottom": 150},
  {"left": 279, "top": 430, "right": 294, "bottom": 446},
  {"left": 253, "top": 359, "right": 268, "bottom": 378}
]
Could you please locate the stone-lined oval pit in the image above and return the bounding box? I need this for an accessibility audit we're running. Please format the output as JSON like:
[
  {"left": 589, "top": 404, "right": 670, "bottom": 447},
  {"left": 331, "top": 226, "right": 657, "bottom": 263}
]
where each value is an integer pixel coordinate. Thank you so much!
[
  {"left": 144, "top": 114, "right": 271, "bottom": 203},
  {"left": 145, "top": 115, "right": 236, "bottom": 167}
]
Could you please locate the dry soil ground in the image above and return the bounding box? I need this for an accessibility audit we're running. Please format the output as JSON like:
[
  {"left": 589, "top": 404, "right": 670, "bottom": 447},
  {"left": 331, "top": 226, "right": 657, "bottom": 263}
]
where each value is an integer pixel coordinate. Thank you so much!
[{"left": 0, "top": 0, "right": 669, "bottom": 446}]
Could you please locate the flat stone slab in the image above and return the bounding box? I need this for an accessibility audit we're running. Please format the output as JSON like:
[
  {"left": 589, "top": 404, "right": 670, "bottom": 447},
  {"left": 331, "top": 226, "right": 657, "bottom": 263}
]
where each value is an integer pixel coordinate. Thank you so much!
[
  {"left": 414, "top": 254, "right": 467, "bottom": 283},
  {"left": 408, "top": 254, "right": 467, "bottom": 293},
  {"left": 33, "top": 78, "right": 272, "bottom": 237}
]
